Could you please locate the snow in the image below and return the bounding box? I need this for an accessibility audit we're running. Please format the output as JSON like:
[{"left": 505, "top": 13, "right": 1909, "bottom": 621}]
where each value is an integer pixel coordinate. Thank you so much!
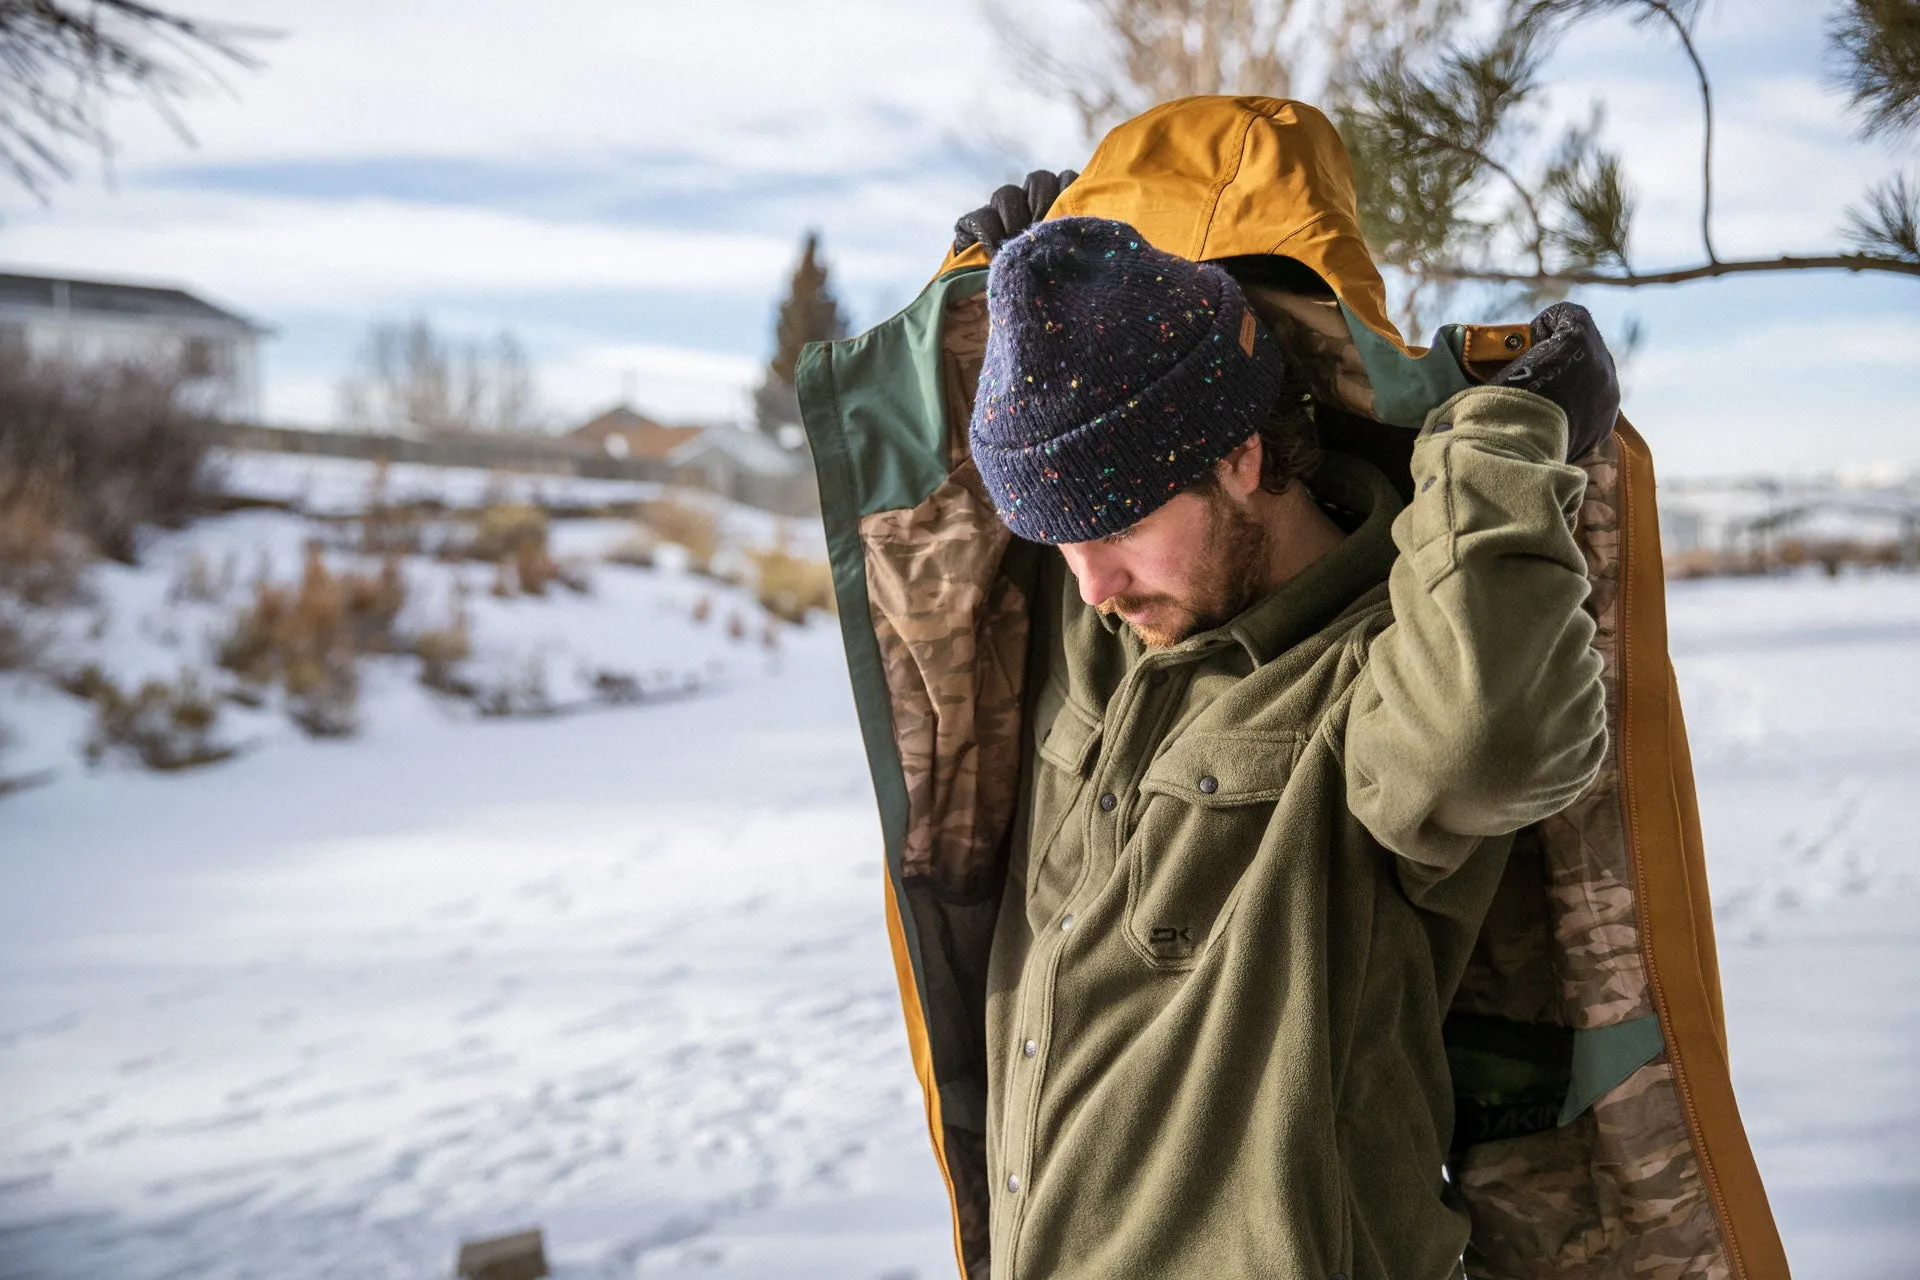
[{"left": 2, "top": 497, "right": 1918, "bottom": 1278}]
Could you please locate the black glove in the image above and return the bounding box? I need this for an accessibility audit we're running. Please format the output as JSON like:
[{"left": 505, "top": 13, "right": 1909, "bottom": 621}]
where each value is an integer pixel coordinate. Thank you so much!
[
  {"left": 1490, "top": 302, "right": 1620, "bottom": 461},
  {"left": 953, "top": 169, "right": 1079, "bottom": 256}
]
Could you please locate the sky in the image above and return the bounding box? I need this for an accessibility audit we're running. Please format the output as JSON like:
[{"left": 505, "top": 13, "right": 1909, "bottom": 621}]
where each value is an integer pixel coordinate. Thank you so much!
[{"left": 0, "top": 0, "right": 1915, "bottom": 478}]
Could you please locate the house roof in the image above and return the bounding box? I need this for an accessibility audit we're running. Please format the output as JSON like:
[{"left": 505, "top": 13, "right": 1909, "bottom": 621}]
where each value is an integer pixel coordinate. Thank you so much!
[
  {"left": 0, "top": 270, "right": 267, "bottom": 333},
  {"left": 567, "top": 405, "right": 705, "bottom": 461},
  {"left": 667, "top": 426, "right": 805, "bottom": 476}
]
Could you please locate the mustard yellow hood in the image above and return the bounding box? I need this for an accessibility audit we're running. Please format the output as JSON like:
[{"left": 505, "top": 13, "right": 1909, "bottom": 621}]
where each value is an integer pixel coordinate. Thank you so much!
[{"left": 939, "top": 95, "right": 1412, "bottom": 354}]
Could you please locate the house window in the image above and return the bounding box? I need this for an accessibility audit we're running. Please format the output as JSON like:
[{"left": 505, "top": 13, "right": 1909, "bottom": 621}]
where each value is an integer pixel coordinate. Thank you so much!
[{"left": 182, "top": 335, "right": 220, "bottom": 379}]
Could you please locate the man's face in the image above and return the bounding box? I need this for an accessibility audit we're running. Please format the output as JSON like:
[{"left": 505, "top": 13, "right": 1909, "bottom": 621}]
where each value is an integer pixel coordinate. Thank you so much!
[{"left": 1058, "top": 481, "right": 1271, "bottom": 649}]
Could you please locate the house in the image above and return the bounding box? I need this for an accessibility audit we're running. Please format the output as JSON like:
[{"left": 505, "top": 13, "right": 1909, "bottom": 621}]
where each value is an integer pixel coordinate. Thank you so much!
[
  {"left": 0, "top": 269, "right": 268, "bottom": 420},
  {"left": 667, "top": 426, "right": 816, "bottom": 516},
  {"left": 566, "top": 405, "right": 704, "bottom": 462}
]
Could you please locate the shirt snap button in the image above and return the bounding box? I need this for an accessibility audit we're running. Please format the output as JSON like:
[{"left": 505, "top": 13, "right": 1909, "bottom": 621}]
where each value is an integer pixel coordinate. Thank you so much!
[
  {"left": 1197, "top": 775, "right": 1219, "bottom": 794},
  {"left": 1060, "top": 914, "right": 1075, "bottom": 931},
  {"left": 1007, "top": 1174, "right": 1021, "bottom": 1193},
  {"left": 1098, "top": 792, "right": 1118, "bottom": 812},
  {"left": 1023, "top": 1039, "right": 1037, "bottom": 1058}
]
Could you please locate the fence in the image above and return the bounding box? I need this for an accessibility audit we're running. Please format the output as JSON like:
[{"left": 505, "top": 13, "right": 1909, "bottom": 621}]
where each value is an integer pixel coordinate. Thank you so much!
[{"left": 193, "top": 421, "right": 820, "bottom": 518}]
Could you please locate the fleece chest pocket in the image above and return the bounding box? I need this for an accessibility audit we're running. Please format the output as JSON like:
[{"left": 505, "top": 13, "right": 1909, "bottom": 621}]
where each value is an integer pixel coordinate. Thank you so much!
[
  {"left": 1125, "top": 730, "right": 1303, "bottom": 968},
  {"left": 1033, "top": 700, "right": 1102, "bottom": 851}
]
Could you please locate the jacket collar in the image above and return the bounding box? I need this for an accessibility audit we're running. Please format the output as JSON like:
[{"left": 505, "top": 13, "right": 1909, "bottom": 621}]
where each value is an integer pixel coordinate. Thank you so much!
[{"left": 1224, "top": 451, "right": 1401, "bottom": 664}]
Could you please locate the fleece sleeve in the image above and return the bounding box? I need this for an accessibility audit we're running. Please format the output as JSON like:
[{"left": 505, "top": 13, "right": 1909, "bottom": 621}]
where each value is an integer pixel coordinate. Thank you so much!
[{"left": 1342, "top": 384, "right": 1608, "bottom": 877}]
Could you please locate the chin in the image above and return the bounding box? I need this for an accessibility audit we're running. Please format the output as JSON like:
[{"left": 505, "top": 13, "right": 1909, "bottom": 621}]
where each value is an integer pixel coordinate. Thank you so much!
[{"left": 1123, "top": 610, "right": 1195, "bottom": 650}]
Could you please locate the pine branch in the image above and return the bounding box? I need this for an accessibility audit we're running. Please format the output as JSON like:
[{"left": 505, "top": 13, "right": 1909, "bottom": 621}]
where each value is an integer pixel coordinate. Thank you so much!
[
  {"left": 1341, "top": 23, "right": 1549, "bottom": 272},
  {"left": 1525, "top": 0, "right": 1714, "bottom": 260},
  {"left": 1538, "top": 112, "right": 1634, "bottom": 271},
  {"left": 1844, "top": 172, "right": 1920, "bottom": 261},
  {"left": 1427, "top": 253, "right": 1920, "bottom": 287},
  {"left": 1828, "top": 0, "right": 1920, "bottom": 140},
  {"left": 0, "top": 0, "right": 270, "bottom": 199}
]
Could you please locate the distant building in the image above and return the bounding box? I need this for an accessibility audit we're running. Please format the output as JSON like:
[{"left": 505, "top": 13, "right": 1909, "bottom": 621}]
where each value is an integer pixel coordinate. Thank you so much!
[
  {"left": 668, "top": 426, "right": 816, "bottom": 516},
  {"left": 566, "top": 405, "right": 704, "bottom": 462},
  {"left": 0, "top": 269, "right": 268, "bottom": 420}
]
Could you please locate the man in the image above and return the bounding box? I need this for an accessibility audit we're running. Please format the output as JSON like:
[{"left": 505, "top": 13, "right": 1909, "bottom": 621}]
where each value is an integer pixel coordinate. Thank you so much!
[{"left": 957, "top": 211, "right": 1612, "bottom": 1277}]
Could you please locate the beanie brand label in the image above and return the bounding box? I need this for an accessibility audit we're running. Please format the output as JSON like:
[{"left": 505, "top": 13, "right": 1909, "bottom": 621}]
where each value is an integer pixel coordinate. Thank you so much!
[{"left": 1238, "top": 310, "right": 1257, "bottom": 357}]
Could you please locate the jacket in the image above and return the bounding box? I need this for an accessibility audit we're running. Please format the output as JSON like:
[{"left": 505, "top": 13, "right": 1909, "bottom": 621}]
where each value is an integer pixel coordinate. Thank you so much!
[{"left": 797, "top": 95, "right": 1788, "bottom": 1280}]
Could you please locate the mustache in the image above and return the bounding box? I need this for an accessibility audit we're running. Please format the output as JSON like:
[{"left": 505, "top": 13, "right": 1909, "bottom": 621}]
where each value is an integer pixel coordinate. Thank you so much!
[{"left": 1098, "top": 593, "right": 1180, "bottom": 617}]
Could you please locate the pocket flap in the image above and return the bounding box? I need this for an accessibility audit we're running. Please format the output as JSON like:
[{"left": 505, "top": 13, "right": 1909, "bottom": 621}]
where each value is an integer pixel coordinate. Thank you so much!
[
  {"left": 1038, "top": 700, "right": 1102, "bottom": 776},
  {"left": 1140, "top": 730, "right": 1303, "bottom": 806}
]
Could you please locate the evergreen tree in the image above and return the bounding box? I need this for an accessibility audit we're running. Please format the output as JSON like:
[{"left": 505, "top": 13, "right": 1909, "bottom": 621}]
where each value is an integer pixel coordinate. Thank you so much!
[{"left": 754, "top": 232, "right": 849, "bottom": 446}]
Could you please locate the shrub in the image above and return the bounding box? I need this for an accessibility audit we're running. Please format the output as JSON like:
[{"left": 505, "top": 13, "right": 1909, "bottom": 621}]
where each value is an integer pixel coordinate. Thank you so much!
[
  {"left": 469, "top": 503, "right": 547, "bottom": 562},
  {"left": 451, "top": 503, "right": 587, "bottom": 597},
  {"left": 217, "top": 542, "right": 408, "bottom": 737},
  {"left": 414, "top": 589, "right": 474, "bottom": 696},
  {"left": 0, "top": 349, "right": 210, "bottom": 565},
  {"left": 64, "top": 665, "right": 234, "bottom": 772},
  {"left": 0, "top": 465, "right": 89, "bottom": 605},
  {"left": 639, "top": 492, "right": 722, "bottom": 574},
  {"left": 748, "top": 545, "right": 835, "bottom": 624}
]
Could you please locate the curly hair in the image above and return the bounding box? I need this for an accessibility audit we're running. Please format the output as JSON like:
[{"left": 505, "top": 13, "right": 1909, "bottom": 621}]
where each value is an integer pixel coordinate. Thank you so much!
[{"left": 1251, "top": 304, "right": 1332, "bottom": 495}]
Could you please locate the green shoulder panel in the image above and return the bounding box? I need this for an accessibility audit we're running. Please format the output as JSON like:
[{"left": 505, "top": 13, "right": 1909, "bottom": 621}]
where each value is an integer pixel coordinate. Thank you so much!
[
  {"left": 795, "top": 266, "right": 991, "bottom": 1000},
  {"left": 799, "top": 266, "right": 988, "bottom": 519}
]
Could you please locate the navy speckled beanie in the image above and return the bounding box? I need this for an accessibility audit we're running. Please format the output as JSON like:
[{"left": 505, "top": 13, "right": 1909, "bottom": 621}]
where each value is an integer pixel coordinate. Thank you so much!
[{"left": 968, "top": 216, "right": 1284, "bottom": 544}]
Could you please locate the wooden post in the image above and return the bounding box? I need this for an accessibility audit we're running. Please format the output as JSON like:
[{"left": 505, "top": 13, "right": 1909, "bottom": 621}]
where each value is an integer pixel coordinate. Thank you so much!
[{"left": 455, "top": 1228, "right": 549, "bottom": 1280}]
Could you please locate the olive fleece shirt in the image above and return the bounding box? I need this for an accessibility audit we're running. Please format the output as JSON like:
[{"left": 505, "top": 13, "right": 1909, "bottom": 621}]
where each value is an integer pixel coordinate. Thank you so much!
[{"left": 981, "top": 386, "right": 1608, "bottom": 1280}]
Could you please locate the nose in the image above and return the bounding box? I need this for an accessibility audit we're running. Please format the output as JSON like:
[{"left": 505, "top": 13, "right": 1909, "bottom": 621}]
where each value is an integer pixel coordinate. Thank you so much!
[{"left": 1059, "top": 542, "right": 1127, "bottom": 608}]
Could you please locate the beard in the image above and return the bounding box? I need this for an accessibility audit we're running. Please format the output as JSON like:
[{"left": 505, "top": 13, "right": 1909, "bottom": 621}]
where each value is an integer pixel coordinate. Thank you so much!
[{"left": 1097, "top": 490, "right": 1272, "bottom": 649}]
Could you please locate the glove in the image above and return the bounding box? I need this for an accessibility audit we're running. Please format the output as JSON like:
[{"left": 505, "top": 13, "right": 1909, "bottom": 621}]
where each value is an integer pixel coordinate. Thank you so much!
[
  {"left": 1490, "top": 302, "right": 1620, "bottom": 461},
  {"left": 953, "top": 169, "right": 1079, "bottom": 256}
]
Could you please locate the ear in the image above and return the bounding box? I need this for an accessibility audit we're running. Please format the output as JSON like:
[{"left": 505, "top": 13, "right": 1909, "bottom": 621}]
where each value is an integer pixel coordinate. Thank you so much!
[{"left": 1217, "top": 433, "right": 1263, "bottom": 500}]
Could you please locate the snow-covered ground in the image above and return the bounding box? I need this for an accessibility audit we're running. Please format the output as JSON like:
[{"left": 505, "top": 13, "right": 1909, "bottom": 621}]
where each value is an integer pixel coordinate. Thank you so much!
[{"left": 2, "top": 485, "right": 1917, "bottom": 1277}]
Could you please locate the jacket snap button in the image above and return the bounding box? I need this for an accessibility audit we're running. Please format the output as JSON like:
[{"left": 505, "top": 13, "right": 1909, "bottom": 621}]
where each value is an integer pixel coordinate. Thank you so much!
[
  {"left": 1007, "top": 1173, "right": 1021, "bottom": 1193},
  {"left": 1099, "top": 792, "right": 1118, "bottom": 812},
  {"left": 1197, "top": 775, "right": 1219, "bottom": 794},
  {"left": 1024, "top": 1039, "right": 1038, "bottom": 1058},
  {"left": 1059, "top": 914, "right": 1075, "bottom": 931},
  {"left": 1504, "top": 331, "right": 1524, "bottom": 351}
]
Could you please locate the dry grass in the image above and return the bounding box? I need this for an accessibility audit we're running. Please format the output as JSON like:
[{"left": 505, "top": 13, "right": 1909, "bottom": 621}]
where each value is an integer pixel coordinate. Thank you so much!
[
  {"left": 639, "top": 493, "right": 722, "bottom": 574},
  {"left": 0, "top": 466, "right": 89, "bottom": 606},
  {"left": 1667, "top": 539, "right": 1916, "bottom": 580},
  {"left": 62, "top": 665, "right": 234, "bottom": 771},
  {"left": 414, "top": 588, "right": 474, "bottom": 696},
  {"left": 444, "top": 503, "right": 589, "bottom": 597},
  {"left": 217, "top": 542, "right": 408, "bottom": 737},
  {"left": 747, "top": 544, "right": 835, "bottom": 624}
]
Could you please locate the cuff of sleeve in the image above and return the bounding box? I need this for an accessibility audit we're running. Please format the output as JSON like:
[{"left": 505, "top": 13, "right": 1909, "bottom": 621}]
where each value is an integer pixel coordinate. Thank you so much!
[{"left": 1416, "top": 385, "right": 1570, "bottom": 464}]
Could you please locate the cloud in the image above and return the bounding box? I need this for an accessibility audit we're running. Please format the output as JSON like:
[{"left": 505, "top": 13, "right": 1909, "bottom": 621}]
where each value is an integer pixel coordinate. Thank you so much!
[
  {"left": 4, "top": 0, "right": 1910, "bottom": 471},
  {"left": 1, "top": 188, "right": 920, "bottom": 315},
  {"left": 541, "top": 341, "right": 764, "bottom": 425}
]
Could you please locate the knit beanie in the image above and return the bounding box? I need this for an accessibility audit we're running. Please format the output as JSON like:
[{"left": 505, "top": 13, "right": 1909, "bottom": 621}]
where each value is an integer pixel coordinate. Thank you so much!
[{"left": 968, "top": 216, "right": 1285, "bottom": 544}]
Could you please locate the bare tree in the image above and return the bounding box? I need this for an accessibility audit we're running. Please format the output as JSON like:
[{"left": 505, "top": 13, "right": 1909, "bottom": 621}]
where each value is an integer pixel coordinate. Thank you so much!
[
  {"left": 1336, "top": 0, "right": 1920, "bottom": 318},
  {"left": 986, "top": 0, "right": 1464, "bottom": 140},
  {"left": 336, "top": 318, "right": 545, "bottom": 437},
  {"left": 0, "top": 0, "right": 269, "bottom": 200}
]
